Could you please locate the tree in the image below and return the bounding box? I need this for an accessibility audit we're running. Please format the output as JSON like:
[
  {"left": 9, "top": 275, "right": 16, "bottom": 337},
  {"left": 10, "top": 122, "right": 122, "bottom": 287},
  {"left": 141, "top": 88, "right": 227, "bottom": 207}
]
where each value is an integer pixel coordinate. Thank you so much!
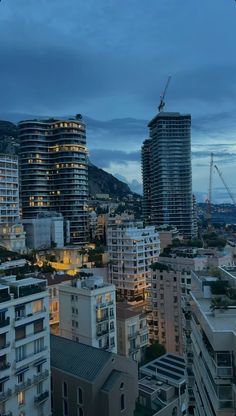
[{"left": 142, "top": 341, "right": 166, "bottom": 364}]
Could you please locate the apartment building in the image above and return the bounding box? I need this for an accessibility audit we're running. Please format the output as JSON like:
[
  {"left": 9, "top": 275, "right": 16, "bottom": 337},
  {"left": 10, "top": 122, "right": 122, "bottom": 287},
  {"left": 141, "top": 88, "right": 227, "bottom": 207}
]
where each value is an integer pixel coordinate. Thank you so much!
[
  {"left": 107, "top": 218, "right": 160, "bottom": 301},
  {"left": 188, "top": 268, "right": 236, "bottom": 415},
  {"left": 136, "top": 353, "right": 187, "bottom": 416},
  {"left": 59, "top": 276, "right": 117, "bottom": 353},
  {"left": 0, "top": 154, "right": 19, "bottom": 225},
  {"left": 146, "top": 263, "right": 183, "bottom": 354},
  {"left": 116, "top": 303, "right": 149, "bottom": 362},
  {"left": 142, "top": 112, "right": 194, "bottom": 238},
  {"left": 0, "top": 275, "right": 51, "bottom": 416},
  {"left": 18, "top": 116, "right": 88, "bottom": 245},
  {"left": 50, "top": 334, "right": 138, "bottom": 416}
]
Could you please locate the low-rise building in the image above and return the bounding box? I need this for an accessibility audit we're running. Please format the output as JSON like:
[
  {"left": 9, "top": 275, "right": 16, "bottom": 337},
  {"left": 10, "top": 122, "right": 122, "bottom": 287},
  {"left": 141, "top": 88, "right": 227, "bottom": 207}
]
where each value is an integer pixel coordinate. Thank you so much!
[
  {"left": 135, "top": 353, "right": 187, "bottom": 416},
  {"left": 59, "top": 275, "right": 117, "bottom": 353},
  {"left": 0, "top": 223, "right": 26, "bottom": 254},
  {"left": 22, "top": 213, "right": 66, "bottom": 250},
  {"left": 0, "top": 275, "right": 51, "bottom": 416},
  {"left": 50, "top": 334, "right": 138, "bottom": 416},
  {"left": 116, "top": 303, "right": 149, "bottom": 362}
]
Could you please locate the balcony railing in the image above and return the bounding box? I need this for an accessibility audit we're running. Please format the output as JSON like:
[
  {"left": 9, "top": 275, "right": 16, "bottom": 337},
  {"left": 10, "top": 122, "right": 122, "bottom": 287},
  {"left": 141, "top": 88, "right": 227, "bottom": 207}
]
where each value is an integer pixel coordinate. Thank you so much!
[
  {"left": 96, "top": 315, "right": 109, "bottom": 323},
  {"left": 128, "top": 331, "right": 139, "bottom": 339},
  {"left": 0, "top": 342, "right": 10, "bottom": 350},
  {"left": 0, "top": 388, "right": 12, "bottom": 403},
  {"left": 0, "top": 317, "right": 10, "bottom": 328},
  {"left": 15, "top": 378, "right": 32, "bottom": 393},
  {"left": 33, "top": 369, "right": 49, "bottom": 384},
  {"left": 34, "top": 390, "right": 49, "bottom": 405},
  {"left": 0, "top": 362, "right": 10, "bottom": 371}
]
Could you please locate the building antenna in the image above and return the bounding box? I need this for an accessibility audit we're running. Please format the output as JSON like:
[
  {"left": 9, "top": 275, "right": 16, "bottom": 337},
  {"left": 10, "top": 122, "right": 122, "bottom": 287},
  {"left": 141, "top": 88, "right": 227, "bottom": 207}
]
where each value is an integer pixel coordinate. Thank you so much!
[{"left": 158, "top": 75, "right": 172, "bottom": 113}]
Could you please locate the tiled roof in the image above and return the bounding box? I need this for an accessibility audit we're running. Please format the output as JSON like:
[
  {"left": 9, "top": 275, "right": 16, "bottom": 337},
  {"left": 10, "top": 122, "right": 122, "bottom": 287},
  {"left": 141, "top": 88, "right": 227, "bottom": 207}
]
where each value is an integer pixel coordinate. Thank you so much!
[{"left": 50, "top": 335, "right": 112, "bottom": 382}]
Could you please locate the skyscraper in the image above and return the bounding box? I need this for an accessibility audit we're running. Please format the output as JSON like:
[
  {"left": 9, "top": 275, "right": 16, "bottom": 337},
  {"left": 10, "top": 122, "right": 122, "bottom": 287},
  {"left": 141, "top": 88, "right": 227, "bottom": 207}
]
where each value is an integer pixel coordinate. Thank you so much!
[
  {"left": 142, "top": 112, "right": 194, "bottom": 238},
  {"left": 18, "top": 116, "right": 88, "bottom": 245}
]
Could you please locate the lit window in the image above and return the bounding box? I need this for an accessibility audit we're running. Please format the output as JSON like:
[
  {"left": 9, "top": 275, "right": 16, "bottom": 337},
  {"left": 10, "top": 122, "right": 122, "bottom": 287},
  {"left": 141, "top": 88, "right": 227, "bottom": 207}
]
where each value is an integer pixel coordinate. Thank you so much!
[{"left": 18, "top": 391, "right": 25, "bottom": 406}]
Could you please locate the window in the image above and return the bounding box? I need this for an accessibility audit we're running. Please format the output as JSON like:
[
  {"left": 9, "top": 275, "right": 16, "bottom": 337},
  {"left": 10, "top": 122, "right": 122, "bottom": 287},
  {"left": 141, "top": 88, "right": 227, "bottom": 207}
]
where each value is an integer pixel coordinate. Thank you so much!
[
  {"left": 105, "top": 293, "right": 111, "bottom": 302},
  {"left": 34, "top": 338, "right": 44, "bottom": 354},
  {"left": 15, "top": 326, "right": 26, "bottom": 340},
  {"left": 32, "top": 299, "right": 43, "bottom": 314},
  {"left": 120, "top": 393, "right": 125, "bottom": 411},
  {"left": 15, "top": 305, "right": 25, "bottom": 319},
  {"left": 77, "top": 387, "right": 83, "bottom": 405},
  {"left": 63, "top": 399, "right": 68, "bottom": 416},
  {"left": 34, "top": 319, "right": 44, "bottom": 334},
  {"left": 36, "top": 364, "right": 42, "bottom": 374},
  {"left": 37, "top": 381, "right": 43, "bottom": 395},
  {"left": 63, "top": 381, "right": 68, "bottom": 398},
  {"left": 18, "top": 373, "right": 24, "bottom": 384},
  {"left": 18, "top": 391, "right": 25, "bottom": 406},
  {"left": 16, "top": 345, "right": 26, "bottom": 362}
]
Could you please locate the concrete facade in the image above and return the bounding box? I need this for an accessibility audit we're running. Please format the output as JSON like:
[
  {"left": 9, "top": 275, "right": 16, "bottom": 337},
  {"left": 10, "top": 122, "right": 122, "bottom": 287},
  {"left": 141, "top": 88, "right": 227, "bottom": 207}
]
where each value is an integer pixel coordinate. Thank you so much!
[
  {"left": 107, "top": 219, "right": 160, "bottom": 301},
  {"left": 0, "top": 275, "right": 51, "bottom": 416},
  {"left": 116, "top": 303, "right": 149, "bottom": 362},
  {"left": 22, "top": 214, "right": 65, "bottom": 250},
  {"left": 59, "top": 276, "right": 117, "bottom": 353}
]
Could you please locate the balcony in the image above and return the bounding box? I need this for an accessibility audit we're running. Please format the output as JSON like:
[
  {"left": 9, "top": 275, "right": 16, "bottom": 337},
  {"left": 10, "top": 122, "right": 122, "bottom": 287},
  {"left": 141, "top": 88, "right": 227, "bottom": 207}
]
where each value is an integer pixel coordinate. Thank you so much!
[
  {"left": 33, "top": 369, "right": 49, "bottom": 383},
  {"left": 96, "top": 315, "right": 109, "bottom": 323},
  {"left": 0, "top": 292, "right": 11, "bottom": 304},
  {"left": 0, "top": 317, "right": 10, "bottom": 328},
  {"left": 34, "top": 390, "right": 49, "bottom": 405},
  {"left": 15, "top": 378, "right": 32, "bottom": 393},
  {"left": 96, "top": 300, "right": 113, "bottom": 309},
  {"left": 0, "top": 362, "right": 10, "bottom": 371},
  {"left": 128, "top": 331, "right": 139, "bottom": 340},
  {"left": 0, "top": 342, "right": 10, "bottom": 351},
  {"left": 129, "top": 345, "right": 139, "bottom": 354},
  {"left": 96, "top": 328, "right": 109, "bottom": 337},
  {"left": 0, "top": 388, "right": 12, "bottom": 403}
]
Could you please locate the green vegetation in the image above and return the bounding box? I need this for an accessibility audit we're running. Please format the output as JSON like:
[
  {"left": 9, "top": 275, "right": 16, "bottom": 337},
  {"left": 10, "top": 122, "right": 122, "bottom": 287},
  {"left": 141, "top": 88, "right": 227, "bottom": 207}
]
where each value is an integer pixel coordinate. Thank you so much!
[
  {"left": 210, "top": 297, "right": 229, "bottom": 311},
  {"left": 141, "top": 341, "right": 166, "bottom": 365},
  {"left": 203, "top": 232, "right": 226, "bottom": 249},
  {"left": 150, "top": 262, "right": 170, "bottom": 272},
  {"left": 134, "top": 402, "right": 156, "bottom": 416},
  {"left": 210, "top": 280, "right": 229, "bottom": 295},
  {"left": 0, "top": 246, "right": 22, "bottom": 262}
]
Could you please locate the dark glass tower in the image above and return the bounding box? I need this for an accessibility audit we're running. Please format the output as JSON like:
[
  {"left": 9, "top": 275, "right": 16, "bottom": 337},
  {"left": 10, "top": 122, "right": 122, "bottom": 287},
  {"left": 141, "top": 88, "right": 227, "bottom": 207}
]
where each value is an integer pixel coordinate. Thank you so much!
[
  {"left": 142, "top": 112, "right": 194, "bottom": 238},
  {"left": 18, "top": 116, "right": 88, "bottom": 245}
]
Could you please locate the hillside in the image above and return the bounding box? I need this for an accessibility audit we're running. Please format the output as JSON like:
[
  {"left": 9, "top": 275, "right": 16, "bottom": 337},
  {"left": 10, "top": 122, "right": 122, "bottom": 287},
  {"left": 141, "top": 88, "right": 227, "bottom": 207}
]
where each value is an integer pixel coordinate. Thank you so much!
[{"left": 88, "top": 163, "right": 132, "bottom": 198}]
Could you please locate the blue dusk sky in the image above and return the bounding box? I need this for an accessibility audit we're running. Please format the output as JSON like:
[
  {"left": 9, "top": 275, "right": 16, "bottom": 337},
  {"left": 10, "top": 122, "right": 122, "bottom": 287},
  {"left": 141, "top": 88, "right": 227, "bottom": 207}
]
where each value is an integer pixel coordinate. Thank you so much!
[{"left": 0, "top": 0, "right": 236, "bottom": 201}]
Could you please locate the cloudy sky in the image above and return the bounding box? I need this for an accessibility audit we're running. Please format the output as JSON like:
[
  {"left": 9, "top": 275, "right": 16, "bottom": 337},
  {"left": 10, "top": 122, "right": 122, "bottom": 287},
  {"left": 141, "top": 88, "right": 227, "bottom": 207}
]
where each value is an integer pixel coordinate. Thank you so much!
[{"left": 0, "top": 0, "right": 236, "bottom": 201}]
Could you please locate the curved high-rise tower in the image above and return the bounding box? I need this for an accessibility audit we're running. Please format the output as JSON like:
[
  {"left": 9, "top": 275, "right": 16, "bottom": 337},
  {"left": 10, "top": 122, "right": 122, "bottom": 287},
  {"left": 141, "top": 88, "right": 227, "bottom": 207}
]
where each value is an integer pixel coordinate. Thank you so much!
[{"left": 18, "top": 116, "right": 88, "bottom": 245}]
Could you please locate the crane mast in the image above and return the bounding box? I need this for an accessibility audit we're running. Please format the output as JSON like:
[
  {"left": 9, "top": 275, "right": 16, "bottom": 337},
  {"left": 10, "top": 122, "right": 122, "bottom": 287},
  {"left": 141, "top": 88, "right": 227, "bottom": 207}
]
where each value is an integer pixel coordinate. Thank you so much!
[
  {"left": 207, "top": 153, "right": 214, "bottom": 229},
  {"left": 158, "top": 76, "right": 171, "bottom": 113},
  {"left": 214, "top": 164, "right": 236, "bottom": 205}
]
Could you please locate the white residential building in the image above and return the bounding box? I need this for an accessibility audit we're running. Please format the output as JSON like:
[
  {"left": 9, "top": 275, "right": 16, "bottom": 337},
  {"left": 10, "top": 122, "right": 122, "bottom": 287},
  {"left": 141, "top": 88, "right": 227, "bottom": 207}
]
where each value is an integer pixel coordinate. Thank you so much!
[
  {"left": 187, "top": 267, "right": 236, "bottom": 416},
  {"left": 107, "top": 219, "right": 160, "bottom": 301},
  {"left": 22, "top": 213, "right": 65, "bottom": 250},
  {"left": 0, "top": 154, "right": 19, "bottom": 225},
  {"left": 0, "top": 275, "right": 51, "bottom": 416},
  {"left": 59, "top": 275, "right": 117, "bottom": 353}
]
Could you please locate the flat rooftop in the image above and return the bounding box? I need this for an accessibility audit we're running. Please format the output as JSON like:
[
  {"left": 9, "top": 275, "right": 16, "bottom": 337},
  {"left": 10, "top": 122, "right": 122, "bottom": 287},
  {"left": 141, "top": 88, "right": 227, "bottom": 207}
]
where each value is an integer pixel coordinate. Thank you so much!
[
  {"left": 192, "top": 292, "right": 236, "bottom": 333},
  {"left": 140, "top": 353, "right": 186, "bottom": 387}
]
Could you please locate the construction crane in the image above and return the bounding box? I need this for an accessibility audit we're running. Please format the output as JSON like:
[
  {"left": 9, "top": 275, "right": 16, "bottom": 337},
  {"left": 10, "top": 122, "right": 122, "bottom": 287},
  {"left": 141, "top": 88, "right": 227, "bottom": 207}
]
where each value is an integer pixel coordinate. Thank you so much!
[
  {"left": 158, "top": 75, "right": 171, "bottom": 113},
  {"left": 206, "top": 153, "right": 214, "bottom": 229},
  {"left": 214, "top": 164, "right": 236, "bottom": 206}
]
